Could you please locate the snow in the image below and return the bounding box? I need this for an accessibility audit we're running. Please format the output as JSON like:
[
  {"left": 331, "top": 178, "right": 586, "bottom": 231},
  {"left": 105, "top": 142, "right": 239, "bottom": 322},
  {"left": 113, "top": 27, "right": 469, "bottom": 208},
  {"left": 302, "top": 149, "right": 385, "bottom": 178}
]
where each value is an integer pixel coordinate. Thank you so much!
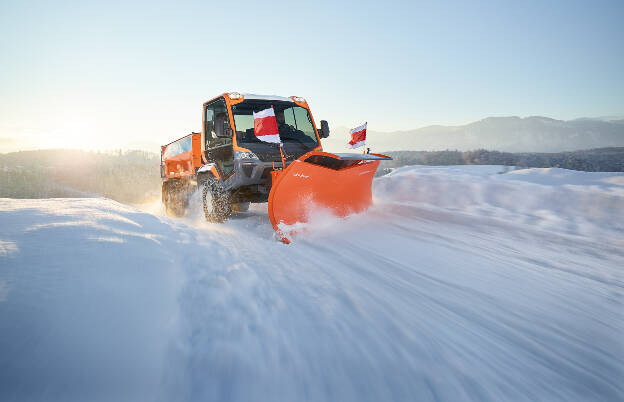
[
  {"left": 0, "top": 199, "right": 183, "bottom": 401},
  {"left": 1, "top": 166, "right": 623, "bottom": 401}
]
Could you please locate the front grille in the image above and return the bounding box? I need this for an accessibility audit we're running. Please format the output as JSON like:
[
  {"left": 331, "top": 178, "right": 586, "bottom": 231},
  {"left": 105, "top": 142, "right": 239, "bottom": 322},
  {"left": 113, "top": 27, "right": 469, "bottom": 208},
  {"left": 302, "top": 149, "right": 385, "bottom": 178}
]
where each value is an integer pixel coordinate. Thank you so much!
[{"left": 255, "top": 152, "right": 284, "bottom": 162}]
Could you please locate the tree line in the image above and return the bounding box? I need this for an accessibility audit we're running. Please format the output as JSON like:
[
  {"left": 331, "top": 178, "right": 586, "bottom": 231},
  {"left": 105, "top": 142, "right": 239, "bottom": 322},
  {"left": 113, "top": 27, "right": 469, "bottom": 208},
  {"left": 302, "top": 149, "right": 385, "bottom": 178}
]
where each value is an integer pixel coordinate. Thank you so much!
[
  {"left": 377, "top": 147, "right": 624, "bottom": 176},
  {"left": 0, "top": 149, "right": 161, "bottom": 203},
  {"left": 2, "top": 147, "right": 622, "bottom": 201}
]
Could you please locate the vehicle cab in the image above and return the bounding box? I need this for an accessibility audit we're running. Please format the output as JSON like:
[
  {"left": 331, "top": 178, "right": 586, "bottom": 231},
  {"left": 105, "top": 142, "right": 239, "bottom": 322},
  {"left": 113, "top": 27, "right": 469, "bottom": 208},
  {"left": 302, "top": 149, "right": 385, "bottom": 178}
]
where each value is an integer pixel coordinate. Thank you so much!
[{"left": 201, "top": 92, "right": 329, "bottom": 201}]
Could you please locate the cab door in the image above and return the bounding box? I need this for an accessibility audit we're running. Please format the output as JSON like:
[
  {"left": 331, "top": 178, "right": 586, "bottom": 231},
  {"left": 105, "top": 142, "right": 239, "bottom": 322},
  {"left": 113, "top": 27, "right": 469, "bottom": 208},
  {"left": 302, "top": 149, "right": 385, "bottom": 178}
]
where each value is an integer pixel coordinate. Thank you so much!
[{"left": 204, "top": 98, "right": 234, "bottom": 179}]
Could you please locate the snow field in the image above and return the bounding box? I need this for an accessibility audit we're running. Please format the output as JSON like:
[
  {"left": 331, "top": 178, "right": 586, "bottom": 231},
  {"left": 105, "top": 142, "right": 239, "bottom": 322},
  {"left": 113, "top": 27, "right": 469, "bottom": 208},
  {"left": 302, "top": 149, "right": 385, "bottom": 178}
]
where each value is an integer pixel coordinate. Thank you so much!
[{"left": 1, "top": 166, "right": 623, "bottom": 401}]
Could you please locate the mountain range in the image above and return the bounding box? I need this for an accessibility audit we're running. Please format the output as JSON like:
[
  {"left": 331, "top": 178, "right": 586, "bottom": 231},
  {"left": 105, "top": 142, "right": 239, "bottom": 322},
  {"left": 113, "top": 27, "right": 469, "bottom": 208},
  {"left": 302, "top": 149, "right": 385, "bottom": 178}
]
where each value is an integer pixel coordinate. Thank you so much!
[
  {"left": 2, "top": 116, "right": 623, "bottom": 155},
  {"left": 322, "top": 116, "right": 624, "bottom": 153}
]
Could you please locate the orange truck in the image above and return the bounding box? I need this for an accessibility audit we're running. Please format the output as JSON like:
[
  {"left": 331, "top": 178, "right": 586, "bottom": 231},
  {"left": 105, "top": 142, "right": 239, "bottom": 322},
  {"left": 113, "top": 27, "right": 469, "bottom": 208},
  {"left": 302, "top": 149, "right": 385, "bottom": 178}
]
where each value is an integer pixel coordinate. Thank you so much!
[{"left": 161, "top": 92, "right": 390, "bottom": 241}]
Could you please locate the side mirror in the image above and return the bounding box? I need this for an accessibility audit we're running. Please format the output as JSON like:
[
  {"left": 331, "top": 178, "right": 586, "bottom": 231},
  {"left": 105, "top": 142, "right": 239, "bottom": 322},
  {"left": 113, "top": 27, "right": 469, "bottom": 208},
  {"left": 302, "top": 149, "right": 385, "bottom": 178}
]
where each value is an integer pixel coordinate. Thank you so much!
[{"left": 320, "top": 120, "right": 330, "bottom": 138}]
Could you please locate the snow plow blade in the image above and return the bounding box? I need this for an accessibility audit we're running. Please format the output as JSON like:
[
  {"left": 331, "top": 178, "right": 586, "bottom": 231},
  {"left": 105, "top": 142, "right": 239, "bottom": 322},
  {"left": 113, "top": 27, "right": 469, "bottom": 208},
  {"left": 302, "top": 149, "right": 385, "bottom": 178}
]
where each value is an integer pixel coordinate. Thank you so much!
[{"left": 268, "top": 151, "right": 391, "bottom": 240}]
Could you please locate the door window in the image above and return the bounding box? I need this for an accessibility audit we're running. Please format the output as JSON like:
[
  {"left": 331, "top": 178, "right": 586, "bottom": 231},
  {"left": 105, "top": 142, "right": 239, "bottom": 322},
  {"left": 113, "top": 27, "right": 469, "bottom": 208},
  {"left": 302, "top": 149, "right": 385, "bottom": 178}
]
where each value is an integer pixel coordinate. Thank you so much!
[
  {"left": 205, "top": 99, "right": 229, "bottom": 143},
  {"left": 204, "top": 98, "right": 234, "bottom": 177}
]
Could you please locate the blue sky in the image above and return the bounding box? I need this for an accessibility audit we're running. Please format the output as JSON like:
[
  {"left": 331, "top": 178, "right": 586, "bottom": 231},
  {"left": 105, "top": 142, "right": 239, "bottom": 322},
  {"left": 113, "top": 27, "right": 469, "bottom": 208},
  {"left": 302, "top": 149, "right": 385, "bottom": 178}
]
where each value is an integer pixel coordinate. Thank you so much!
[{"left": 0, "top": 0, "right": 622, "bottom": 151}]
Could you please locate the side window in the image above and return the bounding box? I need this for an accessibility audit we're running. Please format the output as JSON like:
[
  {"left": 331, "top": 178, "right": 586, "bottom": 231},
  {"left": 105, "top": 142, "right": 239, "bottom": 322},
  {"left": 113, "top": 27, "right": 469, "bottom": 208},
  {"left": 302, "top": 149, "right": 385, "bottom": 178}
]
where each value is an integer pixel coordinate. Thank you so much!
[
  {"left": 163, "top": 136, "right": 192, "bottom": 159},
  {"left": 204, "top": 98, "right": 234, "bottom": 177},
  {"left": 205, "top": 108, "right": 214, "bottom": 144},
  {"left": 205, "top": 99, "right": 229, "bottom": 143},
  {"left": 180, "top": 136, "right": 192, "bottom": 153}
]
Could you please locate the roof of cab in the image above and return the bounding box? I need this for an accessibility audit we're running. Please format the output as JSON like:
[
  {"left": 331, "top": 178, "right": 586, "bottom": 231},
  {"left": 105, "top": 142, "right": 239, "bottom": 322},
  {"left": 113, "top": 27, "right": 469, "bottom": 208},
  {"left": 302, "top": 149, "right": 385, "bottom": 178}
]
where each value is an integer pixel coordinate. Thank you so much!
[
  {"left": 204, "top": 93, "right": 295, "bottom": 105},
  {"left": 241, "top": 93, "right": 292, "bottom": 102}
]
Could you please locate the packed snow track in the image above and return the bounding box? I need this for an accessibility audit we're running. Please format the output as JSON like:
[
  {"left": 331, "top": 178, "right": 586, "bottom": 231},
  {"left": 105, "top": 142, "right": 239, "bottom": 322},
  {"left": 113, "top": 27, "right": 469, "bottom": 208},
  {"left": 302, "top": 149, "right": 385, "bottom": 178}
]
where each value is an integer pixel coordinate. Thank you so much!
[{"left": 1, "top": 166, "right": 623, "bottom": 401}]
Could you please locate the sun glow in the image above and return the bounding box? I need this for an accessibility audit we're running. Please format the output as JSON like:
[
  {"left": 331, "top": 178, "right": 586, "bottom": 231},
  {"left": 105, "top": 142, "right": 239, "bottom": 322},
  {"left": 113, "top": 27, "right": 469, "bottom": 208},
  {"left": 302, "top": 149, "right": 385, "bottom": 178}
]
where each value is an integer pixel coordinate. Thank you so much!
[{"left": 18, "top": 121, "right": 115, "bottom": 152}]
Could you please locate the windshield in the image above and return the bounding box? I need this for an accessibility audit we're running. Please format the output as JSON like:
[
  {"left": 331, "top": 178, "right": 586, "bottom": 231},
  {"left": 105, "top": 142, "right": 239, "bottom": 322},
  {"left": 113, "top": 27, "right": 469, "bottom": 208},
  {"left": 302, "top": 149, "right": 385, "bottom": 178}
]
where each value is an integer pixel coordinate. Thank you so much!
[{"left": 232, "top": 100, "right": 319, "bottom": 147}]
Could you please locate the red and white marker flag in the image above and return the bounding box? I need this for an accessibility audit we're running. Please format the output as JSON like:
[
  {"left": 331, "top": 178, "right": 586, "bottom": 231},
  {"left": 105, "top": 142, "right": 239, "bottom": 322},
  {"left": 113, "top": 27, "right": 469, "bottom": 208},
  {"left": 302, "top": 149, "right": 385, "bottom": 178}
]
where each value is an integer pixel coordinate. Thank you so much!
[
  {"left": 348, "top": 122, "right": 367, "bottom": 149},
  {"left": 253, "top": 107, "right": 281, "bottom": 144}
]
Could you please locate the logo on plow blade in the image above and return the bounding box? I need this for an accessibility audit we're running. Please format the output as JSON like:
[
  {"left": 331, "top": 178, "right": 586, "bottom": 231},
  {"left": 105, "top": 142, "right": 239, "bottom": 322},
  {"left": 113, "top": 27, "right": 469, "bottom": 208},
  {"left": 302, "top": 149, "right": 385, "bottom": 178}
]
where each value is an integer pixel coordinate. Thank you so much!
[{"left": 293, "top": 173, "right": 310, "bottom": 178}]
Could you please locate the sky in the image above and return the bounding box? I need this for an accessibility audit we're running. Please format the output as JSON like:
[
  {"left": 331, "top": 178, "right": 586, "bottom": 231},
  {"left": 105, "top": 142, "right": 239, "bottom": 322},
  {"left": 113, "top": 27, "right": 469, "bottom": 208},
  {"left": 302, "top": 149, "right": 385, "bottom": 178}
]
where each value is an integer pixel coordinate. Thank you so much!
[{"left": 0, "top": 0, "right": 622, "bottom": 153}]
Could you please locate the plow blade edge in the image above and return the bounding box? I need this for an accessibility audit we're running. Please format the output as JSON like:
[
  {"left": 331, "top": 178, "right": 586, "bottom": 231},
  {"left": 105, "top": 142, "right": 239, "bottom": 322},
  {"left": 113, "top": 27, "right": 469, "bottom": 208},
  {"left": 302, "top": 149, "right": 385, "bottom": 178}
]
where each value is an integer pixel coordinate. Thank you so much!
[{"left": 268, "top": 151, "right": 391, "bottom": 238}]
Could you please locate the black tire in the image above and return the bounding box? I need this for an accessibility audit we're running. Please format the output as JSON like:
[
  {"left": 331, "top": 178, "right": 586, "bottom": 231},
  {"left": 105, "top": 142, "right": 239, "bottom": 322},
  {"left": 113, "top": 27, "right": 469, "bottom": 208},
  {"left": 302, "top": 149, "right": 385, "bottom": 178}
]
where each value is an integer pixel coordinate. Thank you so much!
[
  {"left": 201, "top": 177, "right": 231, "bottom": 222},
  {"left": 231, "top": 202, "right": 250, "bottom": 213},
  {"left": 162, "top": 180, "right": 188, "bottom": 217}
]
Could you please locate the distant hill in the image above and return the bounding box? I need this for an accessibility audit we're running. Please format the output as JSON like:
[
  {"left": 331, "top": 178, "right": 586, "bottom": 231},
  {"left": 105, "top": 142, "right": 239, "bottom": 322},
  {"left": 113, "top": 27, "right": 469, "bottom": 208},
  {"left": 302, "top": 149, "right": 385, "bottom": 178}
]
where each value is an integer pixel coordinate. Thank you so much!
[{"left": 322, "top": 116, "right": 624, "bottom": 153}]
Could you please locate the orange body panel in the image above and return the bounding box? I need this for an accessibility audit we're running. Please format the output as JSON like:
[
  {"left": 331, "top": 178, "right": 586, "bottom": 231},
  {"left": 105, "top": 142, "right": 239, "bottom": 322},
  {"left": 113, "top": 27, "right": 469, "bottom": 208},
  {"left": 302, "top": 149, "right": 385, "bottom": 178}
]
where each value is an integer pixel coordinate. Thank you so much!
[
  {"left": 164, "top": 151, "right": 194, "bottom": 178},
  {"left": 162, "top": 132, "right": 201, "bottom": 179},
  {"left": 208, "top": 165, "right": 221, "bottom": 181},
  {"left": 191, "top": 133, "right": 202, "bottom": 169},
  {"left": 268, "top": 152, "right": 381, "bottom": 239}
]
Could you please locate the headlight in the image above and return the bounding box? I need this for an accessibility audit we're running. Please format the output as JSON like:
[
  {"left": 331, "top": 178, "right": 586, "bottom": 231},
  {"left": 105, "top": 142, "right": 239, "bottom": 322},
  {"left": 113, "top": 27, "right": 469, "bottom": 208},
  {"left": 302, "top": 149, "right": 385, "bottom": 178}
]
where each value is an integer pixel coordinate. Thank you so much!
[{"left": 234, "top": 150, "right": 259, "bottom": 160}]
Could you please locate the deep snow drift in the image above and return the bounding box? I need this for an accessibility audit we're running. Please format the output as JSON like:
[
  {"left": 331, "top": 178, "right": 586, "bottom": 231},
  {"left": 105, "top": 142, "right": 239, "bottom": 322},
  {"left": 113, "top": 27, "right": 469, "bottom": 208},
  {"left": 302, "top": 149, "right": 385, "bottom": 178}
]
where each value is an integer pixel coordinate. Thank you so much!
[{"left": 1, "top": 166, "right": 623, "bottom": 401}]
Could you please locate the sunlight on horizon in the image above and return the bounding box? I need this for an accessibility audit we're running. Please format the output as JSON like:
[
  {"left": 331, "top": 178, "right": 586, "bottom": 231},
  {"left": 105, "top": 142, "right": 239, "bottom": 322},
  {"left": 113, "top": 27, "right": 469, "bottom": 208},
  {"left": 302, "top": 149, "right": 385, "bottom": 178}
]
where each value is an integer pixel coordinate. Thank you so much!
[{"left": 1, "top": 1, "right": 622, "bottom": 154}]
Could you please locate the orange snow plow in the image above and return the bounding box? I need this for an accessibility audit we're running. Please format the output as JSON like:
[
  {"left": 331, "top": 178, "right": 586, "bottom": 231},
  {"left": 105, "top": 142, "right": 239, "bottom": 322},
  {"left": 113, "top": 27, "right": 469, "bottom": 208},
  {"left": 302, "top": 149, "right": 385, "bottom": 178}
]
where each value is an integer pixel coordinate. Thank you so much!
[
  {"left": 268, "top": 151, "right": 390, "bottom": 240},
  {"left": 160, "top": 92, "right": 391, "bottom": 242}
]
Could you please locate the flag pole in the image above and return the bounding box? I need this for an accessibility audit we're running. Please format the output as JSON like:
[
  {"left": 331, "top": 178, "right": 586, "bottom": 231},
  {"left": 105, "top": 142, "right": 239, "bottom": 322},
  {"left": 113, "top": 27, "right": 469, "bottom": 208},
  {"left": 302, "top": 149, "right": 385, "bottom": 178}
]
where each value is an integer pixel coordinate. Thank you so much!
[
  {"left": 279, "top": 145, "right": 286, "bottom": 170},
  {"left": 363, "top": 122, "right": 367, "bottom": 154},
  {"left": 271, "top": 105, "right": 287, "bottom": 170}
]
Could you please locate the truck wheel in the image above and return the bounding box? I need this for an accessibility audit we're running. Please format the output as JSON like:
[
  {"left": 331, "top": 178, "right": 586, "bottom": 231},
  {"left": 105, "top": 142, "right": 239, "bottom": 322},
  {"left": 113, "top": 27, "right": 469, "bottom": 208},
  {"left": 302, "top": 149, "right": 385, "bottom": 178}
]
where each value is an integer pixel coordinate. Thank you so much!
[
  {"left": 163, "top": 181, "right": 188, "bottom": 217},
  {"left": 202, "top": 177, "right": 231, "bottom": 223},
  {"left": 231, "top": 202, "right": 250, "bottom": 213}
]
